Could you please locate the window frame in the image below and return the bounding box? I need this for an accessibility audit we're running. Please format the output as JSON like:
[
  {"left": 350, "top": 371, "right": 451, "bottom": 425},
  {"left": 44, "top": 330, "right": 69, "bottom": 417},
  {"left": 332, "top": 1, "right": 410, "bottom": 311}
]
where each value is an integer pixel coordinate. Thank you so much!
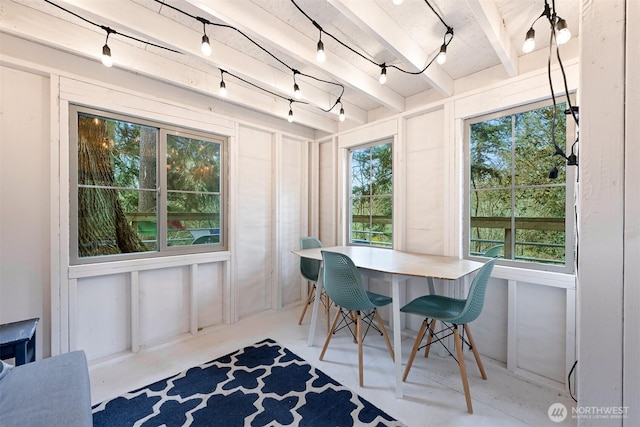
[
  {"left": 463, "top": 98, "right": 576, "bottom": 273},
  {"left": 69, "top": 104, "right": 228, "bottom": 265},
  {"left": 347, "top": 138, "right": 394, "bottom": 248}
]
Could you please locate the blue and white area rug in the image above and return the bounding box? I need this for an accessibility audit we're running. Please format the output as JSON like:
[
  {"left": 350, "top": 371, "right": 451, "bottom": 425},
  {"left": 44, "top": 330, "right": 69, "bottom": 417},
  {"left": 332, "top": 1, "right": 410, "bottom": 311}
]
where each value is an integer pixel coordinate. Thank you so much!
[{"left": 92, "top": 338, "right": 404, "bottom": 426}]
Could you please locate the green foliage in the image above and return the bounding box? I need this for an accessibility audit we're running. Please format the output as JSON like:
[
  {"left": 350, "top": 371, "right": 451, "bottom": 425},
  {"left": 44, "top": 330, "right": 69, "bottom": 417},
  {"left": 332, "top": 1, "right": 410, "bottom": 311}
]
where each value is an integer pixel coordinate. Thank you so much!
[
  {"left": 469, "top": 103, "right": 568, "bottom": 264},
  {"left": 350, "top": 142, "right": 393, "bottom": 246}
]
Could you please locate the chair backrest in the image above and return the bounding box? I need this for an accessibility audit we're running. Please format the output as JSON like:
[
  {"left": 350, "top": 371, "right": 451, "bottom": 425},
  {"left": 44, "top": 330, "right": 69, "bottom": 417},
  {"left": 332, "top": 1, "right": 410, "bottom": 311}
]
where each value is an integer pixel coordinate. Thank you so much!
[
  {"left": 321, "top": 250, "right": 375, "bottom": 312},
  {"left": 299, "top": 237, "right": 323, "bottom": 282},
  {"left": 483, "top": 244, "right": 503, "bottom": 258},
  {"left": 455, "top": 259, "right": 496, "bottom": 324}
]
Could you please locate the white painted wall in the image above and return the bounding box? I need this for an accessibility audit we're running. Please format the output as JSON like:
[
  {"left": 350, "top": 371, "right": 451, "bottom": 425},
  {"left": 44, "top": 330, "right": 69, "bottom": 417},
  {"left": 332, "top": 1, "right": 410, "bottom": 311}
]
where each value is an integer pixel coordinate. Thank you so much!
[
  {"left": 0, "top": 65, "right": 51, "bottom": 359},
  {"left": 235, "top": 126, "right": 273, "bottom": 320},
  {"left": 577, "top": 0, "right": 627, "bottom": 425},
  {"left": 623, "top": 0, "right": 640, "bottom": 423}
]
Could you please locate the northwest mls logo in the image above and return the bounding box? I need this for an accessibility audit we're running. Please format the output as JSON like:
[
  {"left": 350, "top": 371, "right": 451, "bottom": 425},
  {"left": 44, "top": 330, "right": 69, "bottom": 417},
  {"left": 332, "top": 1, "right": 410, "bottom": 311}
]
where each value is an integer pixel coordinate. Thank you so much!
[{"left": 548, "top": 403, "right": 568, "bottom": 422}]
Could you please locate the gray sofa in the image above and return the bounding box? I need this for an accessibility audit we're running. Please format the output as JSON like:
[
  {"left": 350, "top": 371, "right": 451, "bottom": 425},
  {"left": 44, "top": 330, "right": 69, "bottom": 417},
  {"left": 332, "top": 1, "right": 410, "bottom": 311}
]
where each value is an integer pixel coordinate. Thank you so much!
[{"left": 0, "top": 350, "right": 93, "bottom": 426}]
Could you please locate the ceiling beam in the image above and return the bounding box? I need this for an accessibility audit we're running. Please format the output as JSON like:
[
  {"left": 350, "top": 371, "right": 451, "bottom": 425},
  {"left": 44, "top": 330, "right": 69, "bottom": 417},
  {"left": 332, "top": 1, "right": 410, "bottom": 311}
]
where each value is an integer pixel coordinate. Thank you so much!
[
  {"left": 55, "top": 0, "right": 365, "bottom": 125},
  {"left": 0, "top": 0, "right": 338, "bottom": 133},
  {"left": 328, "top": 0, "right": 453, "bottom": 97},
  {"left": 184, "top": 0, "right": 405, "bottom": 112},
  {"left": 466, "top": 0, "right": 518, "bottom": 77}
]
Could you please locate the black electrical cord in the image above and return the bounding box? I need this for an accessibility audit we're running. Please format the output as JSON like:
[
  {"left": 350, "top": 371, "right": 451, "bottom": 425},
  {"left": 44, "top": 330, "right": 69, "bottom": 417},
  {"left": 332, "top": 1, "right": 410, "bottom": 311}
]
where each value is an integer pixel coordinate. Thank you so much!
[
  {"left": 155, "top": 0, "right": 345, "bottom": 116},
  {"left": 43, "top": 0, "right": 181, "bottom": 54},
  {"left": 290, "top": 0, "right": 453, "bottom": 76}
]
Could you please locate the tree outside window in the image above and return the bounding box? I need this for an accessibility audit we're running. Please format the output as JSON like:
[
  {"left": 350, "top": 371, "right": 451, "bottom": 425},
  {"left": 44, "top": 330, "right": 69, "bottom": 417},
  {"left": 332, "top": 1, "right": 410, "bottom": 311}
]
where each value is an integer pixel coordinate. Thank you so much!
[
  {"left": 467, "top": 100, "right": 573, "bottom": 269},
  {"left": 349, "top": 141, "right": 393, "bottom": 247},
  {"left": 71, "top": 107, "right": 226, "bottom": 263}
]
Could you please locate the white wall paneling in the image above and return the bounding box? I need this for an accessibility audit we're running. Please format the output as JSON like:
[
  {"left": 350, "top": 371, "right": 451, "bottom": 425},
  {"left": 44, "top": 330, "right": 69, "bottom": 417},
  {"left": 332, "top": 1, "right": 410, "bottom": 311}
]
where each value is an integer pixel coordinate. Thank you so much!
[
  {"left": 405, "top": 109, "right": 445, "bottom": 255},
  {"left": 318, "top": 139, "right": 338, "bottom": 246},
  {"left": 577, "top": 0, "right": 626, "bottom": 420},
  {"left": 0, "top": 65, "right": 51, "bottom": 360},
  {"left": 236, "top": 125, "right": 273, "bottom": 319},
  {"left": 278, "top": 136, "right": 305, "bottom": 309},
  {"left": 624, "top": 0, "right": 640, "bottom": 422}
]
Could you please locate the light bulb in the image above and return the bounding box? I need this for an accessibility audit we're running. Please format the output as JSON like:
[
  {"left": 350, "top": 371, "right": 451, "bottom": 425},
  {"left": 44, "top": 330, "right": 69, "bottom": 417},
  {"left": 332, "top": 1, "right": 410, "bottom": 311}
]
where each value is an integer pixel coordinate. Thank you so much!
[
  {"left": 392, "top": 0, "right": 404, "bottom": 4},
  {"left": 379, "top": 67, "right": 387, "bottom": 84},
  {"left": 219, "top": 80, "right": 227, "bottom": 97},
  {"left": 316, "top": 40, "right": 326, "bottom": 63},
  {"left": 101, "top": 44, "right": 113, "bottom": 67},
  {"left": 436, "top": 44, "right": 447, "bottom": 65},
  {"left": 201, "top": 34, "right": 212, "bottom": 56},
  {"left": 555, "top": 19, "right": 571, "bottom": 45},
  {"left": 522, "top": 28, "right": 536, "bottom": 53},
  {"left": 339, "top": 107, "right": 345, "bottom": 122},
  {"left": 294, "top": 83, "right": 301, "bottom": 99},
  {"left": 287, "top": 108, "right": 294, "bottom": 123}
]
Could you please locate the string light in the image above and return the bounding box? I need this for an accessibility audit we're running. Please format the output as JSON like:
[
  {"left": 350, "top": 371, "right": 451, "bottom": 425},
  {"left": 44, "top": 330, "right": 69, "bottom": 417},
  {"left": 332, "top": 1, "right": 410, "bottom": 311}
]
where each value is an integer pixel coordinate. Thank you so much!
[
  {"left": 198, "top": 19, "right": 212, "bottom": 56},
  {"left": 43, "top": 0, "right": 180, "bottom": 70},
  {"left": 379, "top": 65, "right": 387, "bottom": 84},
  {"left": 316, "top": 33, "right": 326, "bottom": 63},
  {"left": 290, "top": 0, "right": 454, "bottom": 86},
  {"left": 555, "top": 18, "right": 571, "bottom": 45},
  {"left": 436, "top": 44, "right": 447, "bottom": 65},
  {"left": 201, "top": 33, "right": 212, "bottom": 56},
  {"left": 154, "top": 0, "right": 345, "bottom": 121},
  {"left": 101, "top": 30, "right": 114, "bottom": 67},
  {"left": 522, "top": 28, "right": 536, "bottom": 53},
  {"left": 288, "top": 100, "right": 294, "bottom": 123},
  {"left": 219, "top": 70, "right": 227, "bottom": 97},
  {"left": 521, "top": 0, "right": 571, "bottom": 53},
  {"left": 339, "top": 104, "right": 345, "bottom": 122},
  {"left": 392, "top": 0, "right": 404, "bottom": 5},
  {"left": 521, "top": 0, "right": 579, "bottom": 176},
  {"left": 293, "top": 71, "right": 302, "bottom": 99}
]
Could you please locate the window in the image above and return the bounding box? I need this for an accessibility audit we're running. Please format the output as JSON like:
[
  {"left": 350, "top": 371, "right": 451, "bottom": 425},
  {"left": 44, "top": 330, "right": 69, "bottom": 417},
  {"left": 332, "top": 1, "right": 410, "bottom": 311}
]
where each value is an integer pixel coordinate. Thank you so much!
[
  {"left": 349, "top": 140, "right": 393, "bottom": 247},
  {"left": 465, "top": 100, "right": 575, "bottom": 271},
  {"left": 70, "top": 106, "right": 226, "bottom": 264}
]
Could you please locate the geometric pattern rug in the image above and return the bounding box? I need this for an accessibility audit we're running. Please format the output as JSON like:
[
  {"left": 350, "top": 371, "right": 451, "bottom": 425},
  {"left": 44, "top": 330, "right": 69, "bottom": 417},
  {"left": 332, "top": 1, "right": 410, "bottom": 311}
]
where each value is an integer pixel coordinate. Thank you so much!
[{"left": 92, "top": 338, "right": 405, "bottom": 426}]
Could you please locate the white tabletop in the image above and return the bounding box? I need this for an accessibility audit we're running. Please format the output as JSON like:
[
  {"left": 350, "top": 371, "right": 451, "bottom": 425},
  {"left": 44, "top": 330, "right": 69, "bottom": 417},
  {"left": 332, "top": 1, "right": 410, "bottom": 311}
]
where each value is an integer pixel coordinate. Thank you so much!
[{"left": 292, "top": 245, "right": 483, "bottom": 281}]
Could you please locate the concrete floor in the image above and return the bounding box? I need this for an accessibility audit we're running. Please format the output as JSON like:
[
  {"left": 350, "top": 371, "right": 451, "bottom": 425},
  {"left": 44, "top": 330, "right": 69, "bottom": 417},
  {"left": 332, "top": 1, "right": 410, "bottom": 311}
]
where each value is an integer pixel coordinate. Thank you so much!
[{"left": 89, "top": 304, "right": 577, "bottom": 427}]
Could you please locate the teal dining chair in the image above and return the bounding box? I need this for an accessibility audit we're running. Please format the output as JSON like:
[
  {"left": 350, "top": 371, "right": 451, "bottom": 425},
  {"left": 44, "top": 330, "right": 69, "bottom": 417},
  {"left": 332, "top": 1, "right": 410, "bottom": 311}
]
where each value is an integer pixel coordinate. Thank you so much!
[
  {"left": 298, "top": 237, "right": 331, "bottom": 330},
  {"left": 319, "top": 250, "right": 394, "bottom": 387},
  {"left": 483, "top": 244, "right": 503, "bottom": 258},
  {"left": 400, "top": 258, "right": 496, "bottom": 413}
]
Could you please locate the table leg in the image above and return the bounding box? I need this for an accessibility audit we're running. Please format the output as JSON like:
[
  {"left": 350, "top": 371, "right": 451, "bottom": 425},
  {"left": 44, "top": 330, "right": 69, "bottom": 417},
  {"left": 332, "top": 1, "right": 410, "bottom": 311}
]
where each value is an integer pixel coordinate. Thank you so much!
[
  {"left": 14, "top": 342, "right": 27, "bottom": 366},
  {"left": 392, "top": 274, "right": 403, "bottom": 398},
  {"left": 307, "top": 264, "right": 324, "bottom": 346}
]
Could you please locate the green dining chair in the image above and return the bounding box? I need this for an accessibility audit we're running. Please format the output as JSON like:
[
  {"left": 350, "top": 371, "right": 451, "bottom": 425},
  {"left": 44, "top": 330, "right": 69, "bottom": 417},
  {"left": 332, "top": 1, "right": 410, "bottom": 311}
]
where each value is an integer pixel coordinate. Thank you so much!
[
  {"left": 298, "top": 237, "right": 331, "bottom": 330},
  {"left": 483, "top": 244, "right": 503, "bottom": 258},
  {"left": 319, "top": 250, "right": 394, "bottom": 387},
  {"left": 400, "top": 258, "right": 496, "bottom": 413}
]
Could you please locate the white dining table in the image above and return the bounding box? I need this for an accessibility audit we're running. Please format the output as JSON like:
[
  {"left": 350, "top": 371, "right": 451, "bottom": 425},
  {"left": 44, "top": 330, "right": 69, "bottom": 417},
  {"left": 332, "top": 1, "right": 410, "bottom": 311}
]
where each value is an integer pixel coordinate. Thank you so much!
[{"left": 292, "top": 245, "right": 484, "bottom": 398}]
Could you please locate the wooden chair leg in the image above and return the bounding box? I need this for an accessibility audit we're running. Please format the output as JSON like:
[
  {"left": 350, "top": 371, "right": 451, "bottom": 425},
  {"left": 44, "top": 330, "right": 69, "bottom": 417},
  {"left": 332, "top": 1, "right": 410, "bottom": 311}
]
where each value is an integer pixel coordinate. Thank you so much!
[
  {"left": 356, "top": 312, "right": 364, "bottom": 387},
  {"left": 424, "top": 319, "right": 436, "bottom": 358},
  {"left": 320, "top": 308, "right": 343, "bottom": 361},
  {"left": 454, "top": 325, "right": 473, "bottom": 414},
  {"left": 464, "top": 324, "right": 487, "bottom": 380},
  {"left": 373, "top": 309, "right": 394, "bottom": 361},
  {"left": 402, "top": 319, "right": 429, "bottom": 381},
  {"left": 324, "top": 291, "right": 331, "bottom": 332},
  {"left": 298, "top": 284, "right": 315, "bottom": 325}
]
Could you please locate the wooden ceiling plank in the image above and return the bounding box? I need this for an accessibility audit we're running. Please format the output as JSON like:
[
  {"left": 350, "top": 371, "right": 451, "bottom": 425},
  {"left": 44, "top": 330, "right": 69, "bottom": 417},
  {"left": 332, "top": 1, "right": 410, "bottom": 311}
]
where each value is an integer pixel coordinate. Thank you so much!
[
  {"left": 0, "top": 0, "right": 337, "bottom": 133},
  {"left": 466, "top": 0, "right": 519, "bottom": 77},
  {"left": 56, "top": 0, "right": 365, "bottom": 125},
  {"left": 184, "top": 0, "right": 405, "bottom": 112},
  {"left": 328, "top": 0, "right": 453, "bottom": 96}
]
